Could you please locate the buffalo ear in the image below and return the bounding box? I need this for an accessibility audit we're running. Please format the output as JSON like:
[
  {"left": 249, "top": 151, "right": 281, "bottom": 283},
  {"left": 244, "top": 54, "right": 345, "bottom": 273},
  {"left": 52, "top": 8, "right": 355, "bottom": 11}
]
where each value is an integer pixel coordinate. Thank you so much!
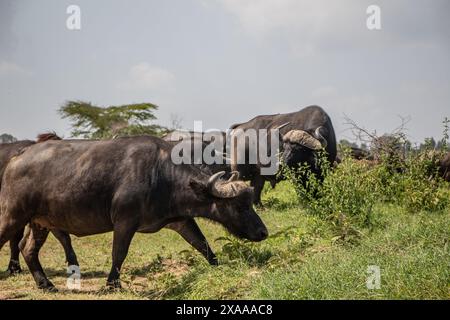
[{"left": 189, "top": 179, "right": 210, "bottom": 200}]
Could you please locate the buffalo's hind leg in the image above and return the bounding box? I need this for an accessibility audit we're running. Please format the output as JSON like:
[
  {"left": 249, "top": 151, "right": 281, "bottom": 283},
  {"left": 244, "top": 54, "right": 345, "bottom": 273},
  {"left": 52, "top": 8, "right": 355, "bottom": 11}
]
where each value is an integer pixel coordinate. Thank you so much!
[
  {"left": 51, "top": 230, "right": 79, "bottom": 267},
  {"left": 19, "top": 224, "right": 55, "bottom": 291},
  {"left": 166, "top": 219, "right": 218, "bottom": 266},
  {"left": 7, "top": 227, "right": 25, "bottom": 274},
  {"left": 0, "top": 213, "right": 29, "bottom": 264}
]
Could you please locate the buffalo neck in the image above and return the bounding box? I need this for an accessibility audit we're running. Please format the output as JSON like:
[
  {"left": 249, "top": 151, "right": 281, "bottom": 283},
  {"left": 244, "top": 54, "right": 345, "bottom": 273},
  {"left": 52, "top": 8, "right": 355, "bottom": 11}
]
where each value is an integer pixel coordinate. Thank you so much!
[{"left": 165, "top": 163, "right": 215, "bottom": 219}]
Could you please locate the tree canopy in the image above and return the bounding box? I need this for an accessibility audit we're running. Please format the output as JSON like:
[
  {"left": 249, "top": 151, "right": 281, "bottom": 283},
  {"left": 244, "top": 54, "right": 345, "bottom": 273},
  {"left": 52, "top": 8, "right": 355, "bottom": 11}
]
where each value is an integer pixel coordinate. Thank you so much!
[
  {"left": 59, "top": 101, "right": 168, "bottom": 139},
  {"left": 0, "top": 133, "right": 17, "bottom": 143}
]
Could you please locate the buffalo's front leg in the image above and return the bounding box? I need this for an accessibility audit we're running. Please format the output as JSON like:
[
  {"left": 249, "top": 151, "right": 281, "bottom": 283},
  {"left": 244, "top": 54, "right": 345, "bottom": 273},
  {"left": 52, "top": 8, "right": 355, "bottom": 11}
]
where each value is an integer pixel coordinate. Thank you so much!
[
  {"left": 51, "top": 230, "right": 79, "bottom": 267},
  {"left": 166, "top": 219, "right": 218, "bottom": 266},
  {"left": 251, "top": 176, "right": 265, "bottom": 206},
  {"left": 106, "top": 221, "right": 137, "bottom": 289},
  {"left": 19, "top": 224, "right": 55, "bottom": 291},
  {"left": 7, "top": 227, "right": 25, "bottom": 274}
]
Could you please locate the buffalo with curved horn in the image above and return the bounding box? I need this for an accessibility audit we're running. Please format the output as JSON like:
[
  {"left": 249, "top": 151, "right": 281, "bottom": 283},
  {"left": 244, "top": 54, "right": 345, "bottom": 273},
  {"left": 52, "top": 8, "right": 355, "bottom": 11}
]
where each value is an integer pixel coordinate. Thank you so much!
[
  {"left": 229, "top": 105, "right": 337, "bottom": 205},
  {"left": 0, "top": 136, "right": 267, "bottom": 290}
]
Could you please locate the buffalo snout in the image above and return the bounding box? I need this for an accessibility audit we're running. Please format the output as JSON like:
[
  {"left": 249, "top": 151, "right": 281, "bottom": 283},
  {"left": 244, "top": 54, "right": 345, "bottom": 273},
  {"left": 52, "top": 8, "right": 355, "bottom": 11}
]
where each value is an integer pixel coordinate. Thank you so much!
[
  {"left": 253, "top": 226, "right": 269, "bottom": 242},
  {"left": 243, "top": 211, "right": 269, "bottom": 242}
]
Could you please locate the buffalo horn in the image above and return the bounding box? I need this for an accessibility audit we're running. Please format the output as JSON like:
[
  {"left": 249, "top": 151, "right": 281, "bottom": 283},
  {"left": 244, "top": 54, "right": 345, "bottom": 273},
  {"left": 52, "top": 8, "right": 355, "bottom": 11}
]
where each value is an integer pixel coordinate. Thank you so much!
[
  {"left": 282, "top": 130, "right": 322, "bottom": 150},
  {"left": 314, "top": 126, "right": 328, "bottom": 149},
  {"left": 207, "top": 171, "right": 247, "bottom": 198}
]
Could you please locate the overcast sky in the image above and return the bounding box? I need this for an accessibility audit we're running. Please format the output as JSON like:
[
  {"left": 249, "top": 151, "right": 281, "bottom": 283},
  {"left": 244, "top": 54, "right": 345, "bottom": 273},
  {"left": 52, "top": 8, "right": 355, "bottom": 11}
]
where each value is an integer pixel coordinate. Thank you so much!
[{"left": 1, "top": 0, "right": 449, "bottom": 143}]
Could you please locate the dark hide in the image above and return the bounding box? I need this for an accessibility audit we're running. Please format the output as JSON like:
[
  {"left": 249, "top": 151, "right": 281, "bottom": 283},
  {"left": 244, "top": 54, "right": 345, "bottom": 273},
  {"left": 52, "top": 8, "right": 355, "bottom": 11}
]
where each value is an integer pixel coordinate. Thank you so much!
[
  {"left": 229, "top": 105, "right": 337, "bottom": 205},
  {"left": 162, "top": 130, "right": 230, "bottom": 175},
  {"left": 0, "top": 135, "right": 267, "bottom": 290},
  {"left": 0, "top": 134, "right": 78, "bottom": 274},
  {"left": 439, "top": 152, "right": 450, "bottom": 182}
]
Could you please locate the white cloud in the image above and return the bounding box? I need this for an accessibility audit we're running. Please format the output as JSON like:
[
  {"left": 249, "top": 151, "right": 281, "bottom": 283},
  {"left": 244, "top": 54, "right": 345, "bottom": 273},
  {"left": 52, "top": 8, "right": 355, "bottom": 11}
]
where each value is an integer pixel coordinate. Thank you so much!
[
  {"left": 118, "top": 63, "right": 175, "bottom": 92},
  {"left": 0, "top": 61, "right": 31, "bottom": 77},
  {"left": 215, "top": 0, "right": 450, "bottom": 55},
  {"left": 219, "top": 0, "right": 331, "bottom": 35},
  {"left": 217, "top": 0, "right": 366, "bottom": 53}
]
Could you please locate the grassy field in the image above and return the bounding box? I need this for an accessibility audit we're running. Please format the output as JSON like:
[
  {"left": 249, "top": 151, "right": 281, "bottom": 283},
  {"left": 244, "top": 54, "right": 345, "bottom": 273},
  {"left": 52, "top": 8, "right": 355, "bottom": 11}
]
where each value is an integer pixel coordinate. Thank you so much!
[{"left": 0, "top": 181, "right": 449, "bottom": 300}]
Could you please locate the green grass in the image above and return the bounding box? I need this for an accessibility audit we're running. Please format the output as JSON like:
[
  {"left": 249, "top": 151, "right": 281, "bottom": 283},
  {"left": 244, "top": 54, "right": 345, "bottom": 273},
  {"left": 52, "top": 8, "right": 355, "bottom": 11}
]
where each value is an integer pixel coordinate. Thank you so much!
[{"left": 0, "top": 181, "right": 449, "bottom": 300}]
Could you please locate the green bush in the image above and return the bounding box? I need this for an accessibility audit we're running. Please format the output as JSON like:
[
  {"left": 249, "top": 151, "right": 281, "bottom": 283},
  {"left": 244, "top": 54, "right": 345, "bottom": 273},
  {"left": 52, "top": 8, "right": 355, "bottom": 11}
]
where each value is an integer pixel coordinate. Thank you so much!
[
  {"left": 281, "top": 155, "right": 374, "bottom": 242},
  {"left": 397, "top": 151, "right": 449, "bottom": 212},
  {"left": 281, "top": 145, "right": 449, "bottom": 241}
]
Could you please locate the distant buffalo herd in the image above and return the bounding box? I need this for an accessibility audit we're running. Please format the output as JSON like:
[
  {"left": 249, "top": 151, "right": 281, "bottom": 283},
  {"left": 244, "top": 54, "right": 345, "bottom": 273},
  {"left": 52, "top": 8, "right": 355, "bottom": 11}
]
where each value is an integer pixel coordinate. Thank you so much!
[{"left": 0, "top": 105, "right": 449, "bottom": 291}]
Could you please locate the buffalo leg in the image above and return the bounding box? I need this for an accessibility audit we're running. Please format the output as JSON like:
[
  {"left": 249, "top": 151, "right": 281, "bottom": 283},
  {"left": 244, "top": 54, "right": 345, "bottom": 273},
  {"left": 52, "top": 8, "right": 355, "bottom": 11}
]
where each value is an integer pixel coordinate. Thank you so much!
[
  {"left": 19, "top": 224, "right": 55, "bottom": 291},
  {"left": 51, "top": 230, "right": 79, "bottom": 267},
  {"left": 106, "top": 221, "right": 137, "bottom": 289},
  {"left": 166, "top": 219, "right": 218, "bottom": 266},
  {"left": 251, "top": 176, "right": 265, "bottom": 206},
  {"left": 0, "top": 214, "right": 28, "bottom": 256},
  {"left": 7, "top": 227, "right": 25, "bottom": 274}
]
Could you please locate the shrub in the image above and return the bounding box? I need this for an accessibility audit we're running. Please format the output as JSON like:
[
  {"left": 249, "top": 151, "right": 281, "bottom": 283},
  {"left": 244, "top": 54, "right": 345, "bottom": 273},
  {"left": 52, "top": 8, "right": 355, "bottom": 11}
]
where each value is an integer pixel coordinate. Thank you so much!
[
  {"left": 281, "top": 152, "right": 378, "bottom": 241},
  {"left": 282, "top": 144, "right": 449, "bottom": 241},
  {"left": 397, "top": 150, "right": 449, "bottom": 212}
]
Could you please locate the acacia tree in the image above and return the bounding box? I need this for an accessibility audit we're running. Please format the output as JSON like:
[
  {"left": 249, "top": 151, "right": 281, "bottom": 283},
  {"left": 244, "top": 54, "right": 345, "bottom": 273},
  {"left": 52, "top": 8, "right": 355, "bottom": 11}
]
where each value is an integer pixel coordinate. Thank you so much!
[
  {"left": 59, "top": 101, "right": 168, "bottom": 139},
  {"left": 0, "top": 133, "right": 17, "bottom": 143}
]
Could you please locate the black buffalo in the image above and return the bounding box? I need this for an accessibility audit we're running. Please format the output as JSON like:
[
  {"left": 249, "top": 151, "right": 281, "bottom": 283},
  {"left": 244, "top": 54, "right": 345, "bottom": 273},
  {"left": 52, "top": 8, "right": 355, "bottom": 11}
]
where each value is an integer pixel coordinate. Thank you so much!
[
  {"left": 0, "top": 135, "right": 267, "bottom": 290},
  {"left": 335, "top": 146, "right": 374, "bottom": 164},
  {"left": 346, "top": 147, "right": 373, "bottom": 160},
  {"left": 0, "top": 133, "right": 78, "bottom": 274},
  {"left": 229, "top": 105, "right": 337, "bottom": 205},
  {"left": 439, "top": 151, "right": 450, "bottom": 181}
]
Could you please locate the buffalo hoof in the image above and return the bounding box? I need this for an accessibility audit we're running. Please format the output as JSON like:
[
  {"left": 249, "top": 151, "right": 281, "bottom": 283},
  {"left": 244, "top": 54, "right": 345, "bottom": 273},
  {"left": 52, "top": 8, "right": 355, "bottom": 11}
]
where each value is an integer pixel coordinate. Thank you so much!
[
  {"left": 106, "top": 279, "right": 122, "bottom": 290},
  {"left": 7, "top": 261, "right": 22, "bottom": 275},
  {"left": 38, "top": 281, "right": 58, "bottom": 292},
  {"left": 43, "top": 286, "right": 58, "bottom": 293}
]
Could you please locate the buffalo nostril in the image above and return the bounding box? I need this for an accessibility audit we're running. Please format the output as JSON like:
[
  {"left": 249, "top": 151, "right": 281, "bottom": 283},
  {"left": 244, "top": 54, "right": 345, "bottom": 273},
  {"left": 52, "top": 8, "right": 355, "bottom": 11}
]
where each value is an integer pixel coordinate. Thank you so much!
[{"left": 259, "top": 228, "right": 268, "bottom": 240}]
